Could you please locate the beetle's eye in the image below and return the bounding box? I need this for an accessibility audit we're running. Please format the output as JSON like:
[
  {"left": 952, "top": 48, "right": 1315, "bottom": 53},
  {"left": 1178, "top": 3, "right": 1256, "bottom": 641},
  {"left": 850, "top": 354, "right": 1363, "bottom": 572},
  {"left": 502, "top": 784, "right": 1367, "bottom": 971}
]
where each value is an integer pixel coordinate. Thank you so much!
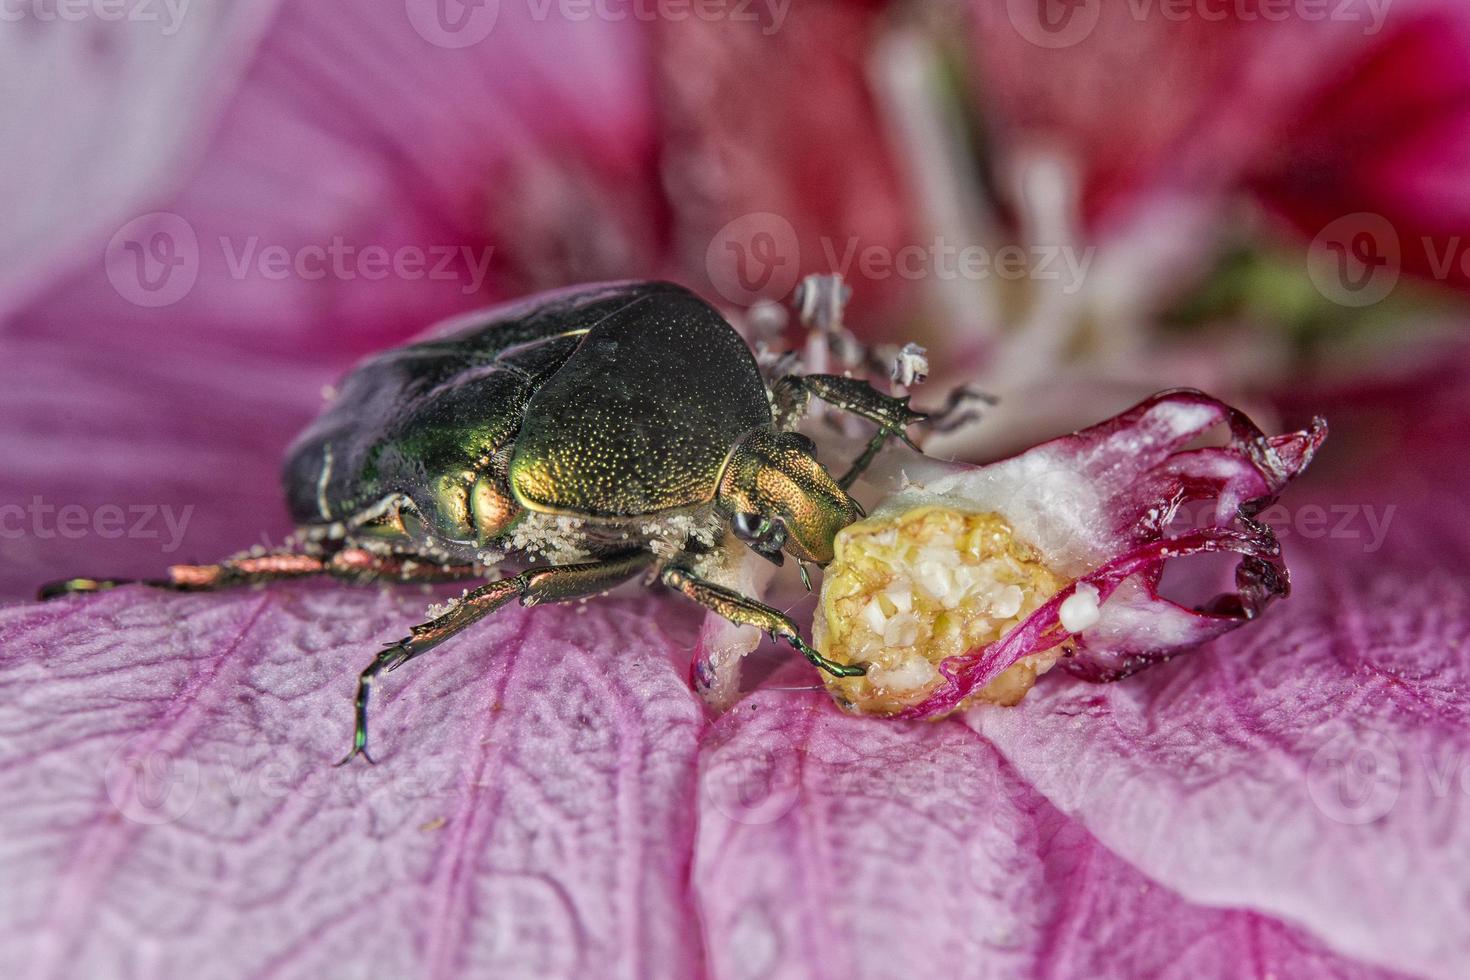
[
  {"left": 732, "top": 512, "right": 786, "bottom": 553},
  {"left": 733, "top": 512, "right": 767, "bottom": 542},
  {"left": 788, "top": 433, "right": 817, "bottom": 455}
]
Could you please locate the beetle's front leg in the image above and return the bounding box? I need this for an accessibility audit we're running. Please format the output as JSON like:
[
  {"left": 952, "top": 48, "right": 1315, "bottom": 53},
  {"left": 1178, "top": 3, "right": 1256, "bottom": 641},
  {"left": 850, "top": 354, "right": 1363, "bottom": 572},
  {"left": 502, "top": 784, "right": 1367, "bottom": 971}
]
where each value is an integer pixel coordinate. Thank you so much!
[
  {"left": 661, "top": 567, "right": 866, "bottom": 679},
  {"left": 920, "top": 384, "right": 997, "bottom": 434},
  {"left": 337, "top": 550, "right": 653, "bottom": 765},
  {"left": 774, "top": 374, "right": 927, "bottom": 487}
]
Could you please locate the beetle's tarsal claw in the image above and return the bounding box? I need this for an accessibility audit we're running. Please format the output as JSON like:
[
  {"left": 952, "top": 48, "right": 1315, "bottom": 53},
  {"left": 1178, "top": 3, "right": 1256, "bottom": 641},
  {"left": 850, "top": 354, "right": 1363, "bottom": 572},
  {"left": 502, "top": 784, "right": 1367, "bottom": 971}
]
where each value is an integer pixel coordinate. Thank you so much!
[
  {"left": 789, "top": 634, "right": 867, "bottom": 678},
  {"left": 333, "top": 746, "right": 376, "bottom": 767},
  {"left": 381, "top": 642, "right": 411, "bottom": 672},
  {"left": 37, "top": 577, "right": 131, "bottom": 600},
  {"left": 797, "top": 561, "right": 812, "bottom": 592}
]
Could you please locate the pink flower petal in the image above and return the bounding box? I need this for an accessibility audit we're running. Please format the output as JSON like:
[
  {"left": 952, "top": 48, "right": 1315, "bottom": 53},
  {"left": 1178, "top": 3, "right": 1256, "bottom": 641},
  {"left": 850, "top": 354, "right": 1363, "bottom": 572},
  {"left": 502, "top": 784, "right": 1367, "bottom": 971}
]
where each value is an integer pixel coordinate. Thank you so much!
[
  {"left": 654, "top": 0, "right": 918, "bottom": 327},
  {"left": 0, "top": 332, "right": 320, "bottom": 597},
  {"left": 20, "top": 1, "right": 661, "bottom": 364},
  {"left": 694, "top": 689, "right": 1407, "bottom": 977},
  {"left": 0, "top": 587, "right": 706, "bottom": 977},
  {"left": 1253, "top": 2, "right": 1470, "bottom": 288},
  {"left": 973, "top": 1, "right": 1470, "bottom": 293},
  {"left": 0, "top": 2, "right": 281, "bottom": 315},
  {"left": 970, "top": 1, "right": 1373, "bottom": 232},
  {"left": 969, "top": 499, "right": 1470, "bottom": 976}
]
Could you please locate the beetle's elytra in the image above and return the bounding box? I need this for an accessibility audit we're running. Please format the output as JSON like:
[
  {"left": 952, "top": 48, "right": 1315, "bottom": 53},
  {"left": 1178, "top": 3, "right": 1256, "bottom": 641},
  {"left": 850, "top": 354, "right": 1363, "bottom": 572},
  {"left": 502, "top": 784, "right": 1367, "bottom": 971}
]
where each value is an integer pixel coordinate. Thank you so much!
[{"left": 44, "top": 280, "right": 928, "bottom": 763}]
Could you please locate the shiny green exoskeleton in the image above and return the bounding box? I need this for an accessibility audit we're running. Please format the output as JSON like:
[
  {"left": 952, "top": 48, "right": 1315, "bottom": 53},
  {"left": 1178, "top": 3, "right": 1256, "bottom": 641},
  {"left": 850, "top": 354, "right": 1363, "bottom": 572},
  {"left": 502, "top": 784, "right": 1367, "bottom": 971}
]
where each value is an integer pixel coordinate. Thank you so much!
[{"left": 44, "top": 281, "right": 926, "bottom": 763}]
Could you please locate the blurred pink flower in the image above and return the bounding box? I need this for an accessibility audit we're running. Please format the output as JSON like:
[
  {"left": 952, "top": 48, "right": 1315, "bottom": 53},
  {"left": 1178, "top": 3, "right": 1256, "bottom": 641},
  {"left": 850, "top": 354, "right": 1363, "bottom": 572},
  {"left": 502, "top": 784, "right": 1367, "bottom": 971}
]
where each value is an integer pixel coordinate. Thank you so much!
[
  {"left": 3, "top": 1, "right": 1469, "bottom": 978},
  {"left": 972, "top": 0, "right": 1470, "bottom": 286}
]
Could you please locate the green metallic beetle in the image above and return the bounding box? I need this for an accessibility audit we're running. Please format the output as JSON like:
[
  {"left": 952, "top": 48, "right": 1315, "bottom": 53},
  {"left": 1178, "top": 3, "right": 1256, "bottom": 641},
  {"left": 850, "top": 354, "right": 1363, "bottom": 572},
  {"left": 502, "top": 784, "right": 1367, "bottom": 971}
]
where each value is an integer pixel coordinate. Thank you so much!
[{"left": 46, "top": 281, "right": 925, "bottom": 763}]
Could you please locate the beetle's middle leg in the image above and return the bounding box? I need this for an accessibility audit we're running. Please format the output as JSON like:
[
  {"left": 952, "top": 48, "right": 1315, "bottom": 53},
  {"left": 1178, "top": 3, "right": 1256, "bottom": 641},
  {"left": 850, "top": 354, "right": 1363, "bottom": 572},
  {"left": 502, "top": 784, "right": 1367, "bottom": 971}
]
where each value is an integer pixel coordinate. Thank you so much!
[
  {"left": 337, "top": 549, "right": 654, "bottom": 765},
  {"left": 774, "top": 374, "right": 927, "bottom": 487},
  {"left": 661, "top": 567, "right": 866, "bottom": 679}
]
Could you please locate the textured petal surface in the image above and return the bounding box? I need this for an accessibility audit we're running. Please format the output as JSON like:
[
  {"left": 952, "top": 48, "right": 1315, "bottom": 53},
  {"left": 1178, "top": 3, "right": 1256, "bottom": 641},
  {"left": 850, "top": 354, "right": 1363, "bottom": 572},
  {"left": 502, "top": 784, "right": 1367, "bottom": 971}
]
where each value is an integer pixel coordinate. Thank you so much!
[
  {"left": 0, "top": 588, "right": 707, "bottom": 979},
  {"left": 694, "top": 689, "right": 1407, "bottom": 979}
]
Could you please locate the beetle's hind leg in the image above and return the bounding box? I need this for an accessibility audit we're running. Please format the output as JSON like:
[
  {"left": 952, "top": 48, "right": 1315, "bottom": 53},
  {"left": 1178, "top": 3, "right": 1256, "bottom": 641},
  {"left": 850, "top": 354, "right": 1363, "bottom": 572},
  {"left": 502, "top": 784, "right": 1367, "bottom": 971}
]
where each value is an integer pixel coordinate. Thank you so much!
[
  {"left": 38, "top": 548, "right": 482, "bottom": 600},
  {"left": 38, "top": 553, "right": 336, "bottom": 598},
  {"left": 661, "top": 567, "right": 866, "bottom": 679},
  {"left": 336, "top": 550, "right": 654, "bottom": 765}
]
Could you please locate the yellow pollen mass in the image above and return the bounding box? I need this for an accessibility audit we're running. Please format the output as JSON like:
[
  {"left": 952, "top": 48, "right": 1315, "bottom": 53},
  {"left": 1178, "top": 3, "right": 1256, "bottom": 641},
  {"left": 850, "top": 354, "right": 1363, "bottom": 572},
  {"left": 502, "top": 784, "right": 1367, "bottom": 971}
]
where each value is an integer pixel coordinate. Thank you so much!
[{"left": 814, "top": 506, "right": 1068, "bottom": 716}]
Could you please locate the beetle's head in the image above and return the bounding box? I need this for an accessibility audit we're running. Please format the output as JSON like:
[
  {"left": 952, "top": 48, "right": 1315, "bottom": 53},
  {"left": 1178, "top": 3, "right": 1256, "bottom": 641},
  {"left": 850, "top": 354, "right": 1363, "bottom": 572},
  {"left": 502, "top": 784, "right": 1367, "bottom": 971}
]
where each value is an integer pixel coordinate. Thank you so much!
[{"left": 717, "top": 428, "right": 864, "bottom": 567}]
